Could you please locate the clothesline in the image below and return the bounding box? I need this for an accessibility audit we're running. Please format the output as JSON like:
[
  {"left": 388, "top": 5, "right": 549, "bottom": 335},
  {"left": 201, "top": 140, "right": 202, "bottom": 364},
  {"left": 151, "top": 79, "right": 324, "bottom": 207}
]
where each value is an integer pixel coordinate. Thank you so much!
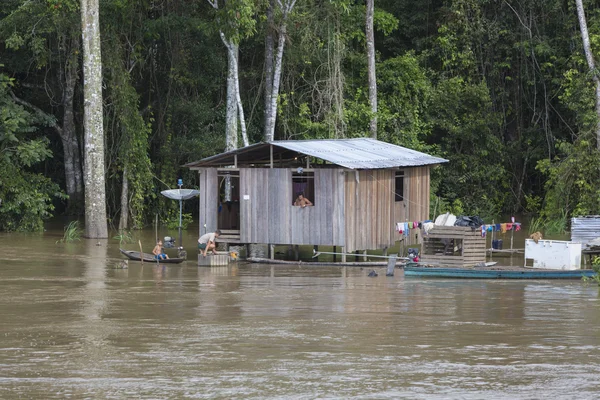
[{"left": 394, "top": 219, "right": 522, "bottom": 238}]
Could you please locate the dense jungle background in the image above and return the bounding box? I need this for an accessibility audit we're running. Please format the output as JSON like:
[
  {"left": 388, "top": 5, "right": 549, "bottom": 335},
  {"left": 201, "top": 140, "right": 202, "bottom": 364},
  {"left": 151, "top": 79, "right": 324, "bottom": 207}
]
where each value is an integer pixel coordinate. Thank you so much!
[{"left": 1, "top": 0, "right": 600, "bottom": 233}]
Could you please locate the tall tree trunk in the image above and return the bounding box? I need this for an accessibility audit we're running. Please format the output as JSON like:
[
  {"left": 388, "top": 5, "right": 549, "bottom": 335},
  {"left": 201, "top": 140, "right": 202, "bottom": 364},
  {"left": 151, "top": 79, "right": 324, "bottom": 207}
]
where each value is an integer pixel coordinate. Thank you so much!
[
  {"left": 224, "top": 38, "right": 239, "bottom": 153},
  {"left": 62, "top": 34, "right": 84, "bottom": 214},
  {"left": 264, "top": 0, "right": 275, "bottom": 134},
  {"left": 222, "top": 35, "right": 238, "bottom": 203},
  {"left": 265, "top": 0, "right": 297, "bottom": 142},
  {"left": 576, "top": 0, "right": 600, "bottom": 148},
  {"left": 366, "top": 0, "right": 377, "bottom": 139},
  {"left": 221, "top": 33, "right": 249, "bottom": 148},
  {"left": 265, "top": 24, "right": 286, "bottom": 141},
  {"left": 81, "top": 0, "right": 108, "bottom": 238},
  {"left": 118, "top": 165, "right": 129, "bottom": 230},
  {"left": 208, "top": 1, "right": 249, "bottom": 149}
]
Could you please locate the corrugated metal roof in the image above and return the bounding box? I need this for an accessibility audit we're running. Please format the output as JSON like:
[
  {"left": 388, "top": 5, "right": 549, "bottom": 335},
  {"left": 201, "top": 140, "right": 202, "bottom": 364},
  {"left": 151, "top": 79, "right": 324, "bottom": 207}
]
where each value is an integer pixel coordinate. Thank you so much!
[
  {"left": 184, "top": 138, "right": 448, "bottom": 169},
  {"left": 271, "top": 138, "right": 448, "bottom": 169},
  {"left": 571, "top": 216, "right": 600, "bottom": 248}
]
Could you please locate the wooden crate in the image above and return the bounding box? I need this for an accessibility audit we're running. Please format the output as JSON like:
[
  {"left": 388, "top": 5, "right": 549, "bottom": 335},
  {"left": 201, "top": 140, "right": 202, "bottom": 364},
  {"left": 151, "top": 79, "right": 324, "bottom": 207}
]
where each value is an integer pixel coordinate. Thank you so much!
[{"left": 421, "top": 226, "right": 486, "bottom": 267}]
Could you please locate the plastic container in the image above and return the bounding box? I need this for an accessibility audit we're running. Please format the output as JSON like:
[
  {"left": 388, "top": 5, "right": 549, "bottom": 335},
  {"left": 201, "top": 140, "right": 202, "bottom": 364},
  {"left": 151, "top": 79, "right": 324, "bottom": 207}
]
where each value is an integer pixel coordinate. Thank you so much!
[{"left": 492, "top": 239, "right": 503, "bottom": 250}]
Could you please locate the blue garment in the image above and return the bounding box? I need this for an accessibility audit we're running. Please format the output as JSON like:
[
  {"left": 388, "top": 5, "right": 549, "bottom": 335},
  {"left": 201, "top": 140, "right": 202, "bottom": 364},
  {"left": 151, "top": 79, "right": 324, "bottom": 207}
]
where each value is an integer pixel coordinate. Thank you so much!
[{"left": 155, "top": 253, "right": 167, "bottom": 260}]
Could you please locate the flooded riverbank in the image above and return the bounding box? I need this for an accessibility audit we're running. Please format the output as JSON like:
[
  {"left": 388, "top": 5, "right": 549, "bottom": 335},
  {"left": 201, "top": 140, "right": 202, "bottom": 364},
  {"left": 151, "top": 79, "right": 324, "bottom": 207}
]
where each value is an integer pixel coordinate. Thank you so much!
[{"left": 1, "top": 227, "right": 599, "bottom": 399}]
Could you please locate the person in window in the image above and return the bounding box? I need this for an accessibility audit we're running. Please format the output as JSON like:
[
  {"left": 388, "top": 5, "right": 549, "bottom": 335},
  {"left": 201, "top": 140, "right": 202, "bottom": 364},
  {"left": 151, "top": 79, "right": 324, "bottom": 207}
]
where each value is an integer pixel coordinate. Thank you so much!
[{"left": 294, "top": 192, "right": 313, "bottom": 208}]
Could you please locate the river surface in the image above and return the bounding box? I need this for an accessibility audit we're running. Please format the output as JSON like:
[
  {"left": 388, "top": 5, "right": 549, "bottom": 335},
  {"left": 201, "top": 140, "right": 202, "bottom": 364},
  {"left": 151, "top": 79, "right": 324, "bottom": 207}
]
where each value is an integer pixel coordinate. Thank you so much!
[{"left": 1, "top": 226, "right": 600, "bottom": 399}]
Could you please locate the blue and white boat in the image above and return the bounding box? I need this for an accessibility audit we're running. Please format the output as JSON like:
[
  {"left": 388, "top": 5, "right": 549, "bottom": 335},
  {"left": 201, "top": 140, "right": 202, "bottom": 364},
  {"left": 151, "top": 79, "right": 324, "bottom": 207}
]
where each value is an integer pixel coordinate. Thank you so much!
[{"left": 403, "top": 264, "right": 598, "bottom": 279}]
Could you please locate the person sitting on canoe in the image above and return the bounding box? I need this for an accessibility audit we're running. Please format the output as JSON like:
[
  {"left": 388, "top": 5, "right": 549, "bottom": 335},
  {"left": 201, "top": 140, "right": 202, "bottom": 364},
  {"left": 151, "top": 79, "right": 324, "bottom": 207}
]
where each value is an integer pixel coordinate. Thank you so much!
[
  {"left": 198, "top": 230, "right": 221, "bottom": 257},
  {"left": 293, "top": 192, "right": 313, "bottom": 208},
  {"left": 152, "top": 239, "right": 169, "bottom": 260}
]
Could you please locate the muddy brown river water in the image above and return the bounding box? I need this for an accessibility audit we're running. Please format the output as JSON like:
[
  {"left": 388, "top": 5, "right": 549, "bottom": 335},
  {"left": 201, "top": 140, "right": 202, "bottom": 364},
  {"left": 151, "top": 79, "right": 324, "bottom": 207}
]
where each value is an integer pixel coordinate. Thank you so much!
[{"left": 1, "top": 227, "right": 600, "bottom": 399}]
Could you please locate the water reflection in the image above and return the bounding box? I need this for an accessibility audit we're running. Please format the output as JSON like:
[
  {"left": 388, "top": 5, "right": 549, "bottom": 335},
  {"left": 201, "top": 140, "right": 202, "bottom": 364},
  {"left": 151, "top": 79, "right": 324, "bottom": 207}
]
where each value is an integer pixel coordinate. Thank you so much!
[{"left": 2, "top": 230, "right": 600, "bottom": 399}]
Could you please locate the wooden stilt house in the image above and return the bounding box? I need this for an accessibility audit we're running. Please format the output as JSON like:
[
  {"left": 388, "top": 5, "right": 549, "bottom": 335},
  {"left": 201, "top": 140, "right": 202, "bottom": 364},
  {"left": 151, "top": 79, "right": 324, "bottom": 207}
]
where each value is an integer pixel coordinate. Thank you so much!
[{"left": 185, "top": 138, "right": 448, "bottom": 257}]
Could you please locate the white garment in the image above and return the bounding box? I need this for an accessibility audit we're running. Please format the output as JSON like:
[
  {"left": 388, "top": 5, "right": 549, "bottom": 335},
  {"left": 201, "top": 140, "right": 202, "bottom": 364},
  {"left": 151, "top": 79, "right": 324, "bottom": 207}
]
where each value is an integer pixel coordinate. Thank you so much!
[
  {"left": 422, "top": 222, "right": 435, "bottom": 234},
  {"left": 434, "top": 212, "right": 456, "bottom": 226}
]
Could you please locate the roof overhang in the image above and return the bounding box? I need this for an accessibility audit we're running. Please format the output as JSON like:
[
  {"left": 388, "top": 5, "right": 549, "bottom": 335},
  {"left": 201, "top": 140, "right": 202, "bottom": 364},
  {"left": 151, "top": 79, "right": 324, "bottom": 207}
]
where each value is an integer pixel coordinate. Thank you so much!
[{"left": 184, "top": 138, "right": 449, "bottom": 170}]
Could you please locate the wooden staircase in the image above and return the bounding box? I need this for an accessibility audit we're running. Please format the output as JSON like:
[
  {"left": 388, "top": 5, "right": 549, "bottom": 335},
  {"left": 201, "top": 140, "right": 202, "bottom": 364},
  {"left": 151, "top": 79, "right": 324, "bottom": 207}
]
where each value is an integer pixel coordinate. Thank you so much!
[{"left": 218, "top": 229, "right": 241, "bottom": 243}]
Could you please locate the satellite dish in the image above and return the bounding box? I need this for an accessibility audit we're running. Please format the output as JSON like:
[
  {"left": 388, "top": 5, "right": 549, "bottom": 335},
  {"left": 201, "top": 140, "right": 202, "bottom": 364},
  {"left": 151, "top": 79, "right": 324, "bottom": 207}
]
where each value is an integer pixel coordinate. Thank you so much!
[
  {"left": 160, "top": 188, "right": 200, "bottom": 258},
  {"left": 160, "top": 189, "right": 200, "bottom": 201}
]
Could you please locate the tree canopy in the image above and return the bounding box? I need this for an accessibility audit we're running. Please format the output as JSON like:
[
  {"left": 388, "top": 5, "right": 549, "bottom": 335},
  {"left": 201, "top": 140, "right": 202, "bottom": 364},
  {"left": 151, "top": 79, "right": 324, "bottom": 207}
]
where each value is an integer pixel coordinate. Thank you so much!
[{"left": 1, "top": 0, "right": 599, "bottom": 231}]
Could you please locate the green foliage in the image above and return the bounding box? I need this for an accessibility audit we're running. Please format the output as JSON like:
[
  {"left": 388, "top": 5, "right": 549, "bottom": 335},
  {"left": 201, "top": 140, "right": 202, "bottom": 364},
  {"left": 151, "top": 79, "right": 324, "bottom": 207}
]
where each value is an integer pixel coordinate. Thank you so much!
[
  {"left": 163, "top": 210, "right": 193, "bottom": 231},
  {"left": 56, "top": 220, "right": 83, "bottom": 243},
  {"left": 582, "top": 256, "right": 600, "bottom": 286},
  {"left": 113, "top": 230, "right": 134, "bottom": 245},
  {"left": 2, "top": 0, "right": 600, "bottom": 231},
  {"left": 528, "top": 212, "right": 568, "bottom": 236},
  {"left": 208, "top": 0, "right": 257, "bottom": 44},
  {"left": 0, "top": 72, "right": 66, "bottom": 232},
  {"left": 428, "top": 77, "right": 506, "bottom": 219},
  {"left": 538, "top": 137, "right": 600, "bottom": 220}
]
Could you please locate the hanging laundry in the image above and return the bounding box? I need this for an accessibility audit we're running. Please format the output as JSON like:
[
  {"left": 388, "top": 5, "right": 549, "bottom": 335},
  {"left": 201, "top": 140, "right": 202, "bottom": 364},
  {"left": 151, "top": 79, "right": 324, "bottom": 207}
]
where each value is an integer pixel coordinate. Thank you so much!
[
  {"left": 500, "top": 223, "right": 507, "bottom": 234},
  {"left": 515, "top": 224, "right": 521, "bottom": 232},
  {"left": 396, "top": 222, "right": 403, "bottom": 234},
  {"left": 506, "top": 223, "right": 513, "bottom": 231}
]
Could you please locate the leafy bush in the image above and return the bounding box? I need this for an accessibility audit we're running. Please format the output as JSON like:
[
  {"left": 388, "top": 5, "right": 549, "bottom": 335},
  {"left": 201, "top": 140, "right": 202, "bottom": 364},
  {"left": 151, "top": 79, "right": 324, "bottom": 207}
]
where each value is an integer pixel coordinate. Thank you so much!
[{"left": 0, "top": 72, "right": 66, "bottom": 232}]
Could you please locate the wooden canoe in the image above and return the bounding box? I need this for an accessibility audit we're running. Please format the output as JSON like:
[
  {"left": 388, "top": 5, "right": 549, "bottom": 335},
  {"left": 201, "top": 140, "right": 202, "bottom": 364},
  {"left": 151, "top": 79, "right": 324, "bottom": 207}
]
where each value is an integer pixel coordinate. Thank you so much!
[{"left": 120, "top": 249, "right": 185, "bottom": 264}]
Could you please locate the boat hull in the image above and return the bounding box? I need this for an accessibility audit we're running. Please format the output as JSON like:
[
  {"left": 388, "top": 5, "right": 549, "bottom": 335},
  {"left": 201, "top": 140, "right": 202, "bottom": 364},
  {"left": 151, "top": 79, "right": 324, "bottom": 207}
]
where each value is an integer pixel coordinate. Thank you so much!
[
  {"left": 404, "top": 266, "right": 597, "bottom": 279},
  {"left": 120, "top": 249, "right": 185, "bottom": 264}
]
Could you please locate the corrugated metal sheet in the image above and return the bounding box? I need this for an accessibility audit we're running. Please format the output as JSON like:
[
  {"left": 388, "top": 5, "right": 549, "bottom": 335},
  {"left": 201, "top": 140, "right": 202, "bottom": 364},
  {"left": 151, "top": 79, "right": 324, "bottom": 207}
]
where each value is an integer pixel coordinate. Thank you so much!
[
  {"left": 272, "top": 138, "right": 448, "bottom": 169},
  {"left": 571, "top": 216, "right": 600, "bottom": 248},
  {"left": 184, "top": 138, "right": 448, "bottom": 169}
]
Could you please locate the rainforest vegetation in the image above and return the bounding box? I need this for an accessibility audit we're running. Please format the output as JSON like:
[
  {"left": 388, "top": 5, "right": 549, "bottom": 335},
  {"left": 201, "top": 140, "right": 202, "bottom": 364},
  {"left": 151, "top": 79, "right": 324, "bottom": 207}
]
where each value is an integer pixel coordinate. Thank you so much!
[{"left": 1, "top": 0, "right": 600, "bottom": 232}]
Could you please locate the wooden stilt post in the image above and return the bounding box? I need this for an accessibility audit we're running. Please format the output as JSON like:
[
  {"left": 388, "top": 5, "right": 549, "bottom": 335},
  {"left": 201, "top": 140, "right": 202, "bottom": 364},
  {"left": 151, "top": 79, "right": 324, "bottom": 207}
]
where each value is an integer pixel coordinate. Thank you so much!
[
  {"left": 341, "top": 247, "right": 346, "bottom": 263},
  {"left": 270, "top": 244, "right": 275, "bottom": 260},
  {"left": 386, "top": 254, "right": 397, "bottom": 276},
  {"left": 313, "top": 245, "right": 318, "bottom": 261},
  {"left": 510, "top": 227, "right": 514, "bottom": 251},
  {"left": 363, "top": 250, "right": 367, "bottom": 262}
]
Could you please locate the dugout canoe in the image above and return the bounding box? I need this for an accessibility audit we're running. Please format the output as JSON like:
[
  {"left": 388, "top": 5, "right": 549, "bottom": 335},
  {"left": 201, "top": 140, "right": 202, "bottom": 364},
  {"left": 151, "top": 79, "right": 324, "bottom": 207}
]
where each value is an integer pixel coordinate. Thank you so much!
[{"left": 120, "top": 249, "right": 185, "bottom": 264}]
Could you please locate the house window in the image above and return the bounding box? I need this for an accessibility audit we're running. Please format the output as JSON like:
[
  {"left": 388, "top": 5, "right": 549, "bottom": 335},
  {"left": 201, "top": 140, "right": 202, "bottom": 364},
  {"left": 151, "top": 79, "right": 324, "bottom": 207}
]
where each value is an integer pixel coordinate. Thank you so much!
[
  {"left": 292, "top": 171, "right": 315, "bottom": 206},
  {"left": 395, "top": 171, "right": 404, "bottom": 202}
]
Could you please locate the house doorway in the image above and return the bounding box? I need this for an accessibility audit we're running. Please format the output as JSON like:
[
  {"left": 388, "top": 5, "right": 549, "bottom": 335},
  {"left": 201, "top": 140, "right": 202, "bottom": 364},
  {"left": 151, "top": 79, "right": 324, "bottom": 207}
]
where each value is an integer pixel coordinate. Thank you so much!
[{"left": 217, "top": 172, "right": 240, "bottom": 231}]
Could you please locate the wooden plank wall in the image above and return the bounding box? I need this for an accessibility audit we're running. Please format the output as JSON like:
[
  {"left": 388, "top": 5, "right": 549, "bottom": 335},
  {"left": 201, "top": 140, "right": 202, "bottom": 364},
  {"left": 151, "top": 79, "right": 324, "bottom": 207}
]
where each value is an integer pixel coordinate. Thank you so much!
[
  {"left": 344, "top": 170, "right": 395, "bottom": 252},
  {"left": 198, "top": 168, "right": 218, "bottom": 237},
  {"left": 394, "top": 166, "right": 431, "bottom": 246},
  {"left": 239, "top": 168, "right": 345, "bottom": 246},
  {"left": 406, "top": 166, "right": 430, "bottom": 222}
]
